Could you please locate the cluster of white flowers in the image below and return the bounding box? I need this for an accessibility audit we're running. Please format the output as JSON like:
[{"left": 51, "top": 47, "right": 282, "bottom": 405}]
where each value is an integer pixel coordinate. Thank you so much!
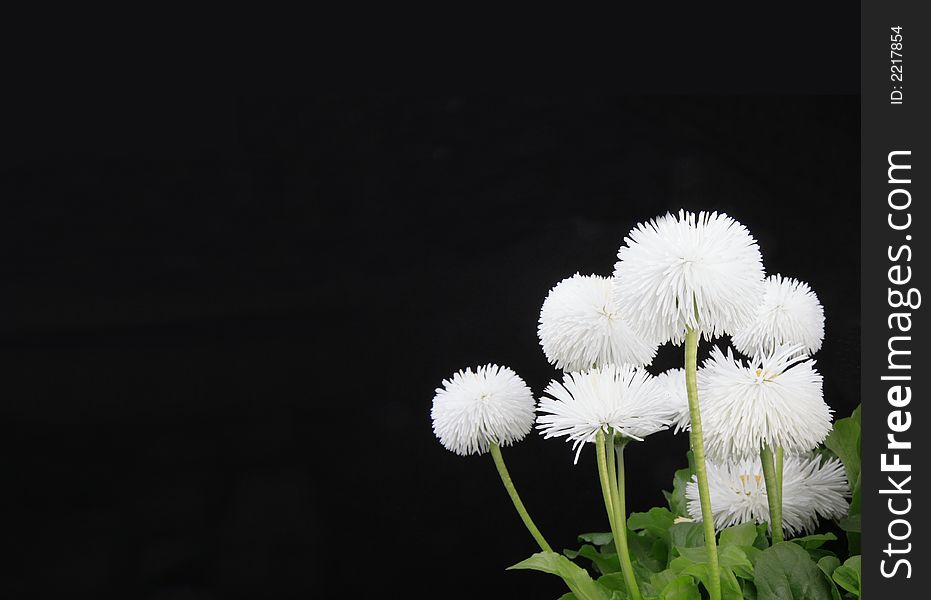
[
  {"left": 430, "top": 209, "right": 847, "bottom": 536},
  {"left": 687, "top": 453, "right": 850, "bottom": 536}
]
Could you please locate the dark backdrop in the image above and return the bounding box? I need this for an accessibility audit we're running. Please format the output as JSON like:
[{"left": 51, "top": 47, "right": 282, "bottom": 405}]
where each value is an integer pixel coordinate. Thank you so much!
[{"left": 1, "top": 96, "right": 858, "bottom": 598}]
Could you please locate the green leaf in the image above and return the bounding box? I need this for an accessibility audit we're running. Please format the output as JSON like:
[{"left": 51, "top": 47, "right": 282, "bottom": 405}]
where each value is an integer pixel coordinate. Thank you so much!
[
  {"left": 564, "top": 544, "right": 621, "bottom": 575},
  {"left": 741, "top": 546, "right": 762, "bottom": 567},
  {"left": 627, "top": 531, "right": 668, "bottom": 573},
  {"left": 675, "top": 545, "right": 754, "bottom": 580},
  {"left": 823, "top": 406, "right": 861, "bottom": 507},
  {"left": 668, "top": 523, "right": 705, "bottom": 553},
  {"left": 659, "top": 575, "right": 701, "bottom": 600},
  {"left": 596, "top": 573, "right": 628, "bottom": 597},
  {"left": 838, "top": 514, "right": 860, "bottom": 533},
  {"left": 789, "top": 533, "right": 837, "bottom": 550},
  {"left": 817, "top": 556, "right": 843, "bottom": 600},
  {"left": 667, "top": 467, "right": 693, "bottom": 518},
  {"left": 628, "top": 507, "right": 675, "bottom": 543},
  {"left": 558, "top": 595, "right": 578, "bottom": 600},
  {"left": 651, "top": 569, "right": 682, "bottom": 592},
  {"left": 720, "top": 523, "right": 758, "bottom": 548},
  {"left": 753, "top": 523, "right": 771, "bottom": 550},
  {"left": 823, "top": 404, "right": 861, "bottom": 557},
  {"left": 753, "top": 542, "right": 833, "bottom": 600},
  {"left": 579, "top": 532, "right": 615, "bottom": 547},
  {"left": 804, "top": 548, "right": 837, "bottom": 562},
  {"left": 816, "top": 556, "right": 840, "bottom": 577},
  {"left": 509, "top": 552, "right": 611, "bottom": 600},
  {"left": 738, "top": 577, "right": 758, "bottom": 600},
  {"left": 832, "top": 556, "right": 861, "bottom": 598},
  {"left": 677, "top": 564, "right": 743, "bottom": 600}
]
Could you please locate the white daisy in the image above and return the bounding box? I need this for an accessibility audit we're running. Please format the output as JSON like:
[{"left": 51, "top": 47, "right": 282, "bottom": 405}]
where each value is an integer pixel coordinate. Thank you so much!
[
  {"left": 613, "top": 210, "right": 765, "bottom": 345},
  {"left": 654, "top": 368, "right": 691, "bottom": 433},
  {"left": 431, "top": 364, "right": 536, "bottom": 456},
  {"left": 538, "top": 273, "right": 658, "bottom": 371},
  {"left": 698, "top": 345, "right": 832, "bottom": 462},
  {"left": 536, "top": 364, "right": 671, "bottom": 462},
  {"left": 686, "top": 454, "right": 850, "bottom": 536},
  {"left": 731, "top": 275, "right": 825, "bottom": 358}
]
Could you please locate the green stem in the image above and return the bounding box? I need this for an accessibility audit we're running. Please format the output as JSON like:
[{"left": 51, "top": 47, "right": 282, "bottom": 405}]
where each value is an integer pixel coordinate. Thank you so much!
[
  {"left": 595, "top": 429, "right": 618, "bottom": 534},
  {"left": 775, "top": 446, "right": 784, "bottom": 512},
  {"left": 596, "top": 431, "right": 640, "bottom": 599},
  {"left": 611, "top": 437, "right": 642, "bottom": 600},
  {"left": 489, "top": 443, "right": 552, "bottom": 552},
  {"left": 761, "top": 444, "right": 784, "bottom": 544},
  {"left": 685, "top": 327, "right": 721, "bottom": 600}
]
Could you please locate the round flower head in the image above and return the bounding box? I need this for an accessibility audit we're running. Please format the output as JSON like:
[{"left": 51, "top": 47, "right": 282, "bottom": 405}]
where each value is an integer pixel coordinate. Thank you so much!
[
  {"left": 698, "top": 345, "right": 832, "bottom": 461},
  {"left": 654, "top": 368, "right": 691, "bottom": 433},
  {"left": 613, "top": 210, "right": 765, "bottom": 345},
  {"left": 431, "top": 364, "right": 536, "bottom": 456},
  {"left": 687, "top": 453, "right": 850, "bottom": 536},
  {"left": 536, "top": 364, "right": 671, "bottom": 462},
  {"left": 538, "top": 273, "right": 658, "bottom": 371},
  {"left": 731, "top": 274, "right": 825, "bottom": 358}
]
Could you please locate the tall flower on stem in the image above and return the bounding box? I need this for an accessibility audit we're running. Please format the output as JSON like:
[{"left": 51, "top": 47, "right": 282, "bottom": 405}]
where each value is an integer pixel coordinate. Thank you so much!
[
  {"left": 537, "top": 365, "right": 671, "bottom": 600},
  {"left": 613, "top": 210, "right": 765, "bottom": 600},
  {"left": 731, "top": 274, "right": 825, "bottom": 358},
  {"left": 431, "top": 364, "right": 551, "bottom": 552},
  {"left": 698, "top": 344, "right": 832, "bottom": 542},
  {"left": 538, "top": 273, "right": 658, "bottom": 371}
]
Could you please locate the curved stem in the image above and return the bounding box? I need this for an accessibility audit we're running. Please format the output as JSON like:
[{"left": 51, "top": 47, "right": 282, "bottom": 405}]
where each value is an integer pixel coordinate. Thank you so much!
[
  {"left": 685, "top": 327, "right": 721, "bottom": 600},
  {"left": 761, "top": 444, "right": 784, "bottom": 543},
  {"left": 611, "top": 438, "right": 642, "bottom": 600},
  {"left": 489, "top": 443, "right": 552, "bottom": 552}
]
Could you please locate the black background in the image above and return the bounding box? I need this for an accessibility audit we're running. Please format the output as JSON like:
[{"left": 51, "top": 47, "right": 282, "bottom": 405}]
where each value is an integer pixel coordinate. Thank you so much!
[{"left": 1, "top": 95, "right": 859, "bottom": 598}]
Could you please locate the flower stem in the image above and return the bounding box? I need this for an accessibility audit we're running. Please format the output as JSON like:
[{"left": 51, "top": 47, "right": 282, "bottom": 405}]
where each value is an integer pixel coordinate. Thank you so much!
[
  {"left": 775, "top": 445, "right": 784, "bottom": 510},
  {"left": 685, "top": 327, "right": 721, "bottom": 600},
  {"left": 611, "top": 436, "right": 642, "bottom": 600},
  {"left": 761, "top": 444, "right": 784, "bottom": 543},
  {"left": 595, "top": 429, "right": 618, "bottom": 533},
  {"left": 489, "top": 443, "right": 552, "bottom": 552},
  {"left": 596, "top": 430, "right": 641, "bottom": 599}
]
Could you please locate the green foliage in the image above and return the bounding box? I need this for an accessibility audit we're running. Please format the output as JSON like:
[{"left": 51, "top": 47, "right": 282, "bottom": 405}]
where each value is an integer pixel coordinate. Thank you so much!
[
  {"left": 719, "top": 523, "right": 757, "bottom": 548},
  {"left": 664, "top": 467, "right": 693, "bottom": 519},
  {"left": 658, "top": 575, "right": 701, "bottom": 600},
  {"left": 509, "top": 551, "right": 611, "bottom": 600},
  {"left": 753, "top": 542, "right": 834, "bottom": 600},
  {"left": 831, "top": 556, "right": 861, "bottom": 598},
  {"left": 517, "top": 408, "right": 863, "bottom": 599},
  {"left": 822, "top": 405, "right": 861, "bottom": 555}
]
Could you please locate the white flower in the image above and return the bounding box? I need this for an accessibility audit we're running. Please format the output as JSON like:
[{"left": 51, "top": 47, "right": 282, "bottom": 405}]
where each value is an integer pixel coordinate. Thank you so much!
[
  {"left": 538, "top": 274, "right": 658, "bottom": 371},
  {"left": 731, "top": 275, "right": 825, "bottom": 358},
  {"left": 686, "top": 453, "right": 850, "bottom": 536},
  {"left": 654, "top": 368, "right": 691, "bottom": 433},
  {"left": 431, "top": 364, "right": 536, "bottom": 456},
  {"left": 536, "top": 364, "right": 671, "bottom": 462},
  {"left": 698, "top": 345, "right": 832, "bottom": 461},
  {"left": 613, "top": 210, "right": 765, "bottom": 345}
]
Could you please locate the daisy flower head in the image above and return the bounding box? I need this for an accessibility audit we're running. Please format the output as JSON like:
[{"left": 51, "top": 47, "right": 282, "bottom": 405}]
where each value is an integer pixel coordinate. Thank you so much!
[
  {"left": 536, "top": 364, "right": 671, "bottom": 462},
  {"left": 431, "top": 364, "right": 536, "bottom": 456},
  {"left": 698, "top": 344, "right": 832, "bottom": 462},
  {"left": 538, "top": 273, "right": 659, "bottom": 372},
  {"left": 687, "top": 453, "right": 850, "bottom": 536},
  {"left": 654, "top": 367, "right": 691, "bottom": 433},
  {"left": 731, "top": 274, "right": 825, "bottom": 358},
  {"left": 613, "top": 210, "right": 765, "bottom": 345}
]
